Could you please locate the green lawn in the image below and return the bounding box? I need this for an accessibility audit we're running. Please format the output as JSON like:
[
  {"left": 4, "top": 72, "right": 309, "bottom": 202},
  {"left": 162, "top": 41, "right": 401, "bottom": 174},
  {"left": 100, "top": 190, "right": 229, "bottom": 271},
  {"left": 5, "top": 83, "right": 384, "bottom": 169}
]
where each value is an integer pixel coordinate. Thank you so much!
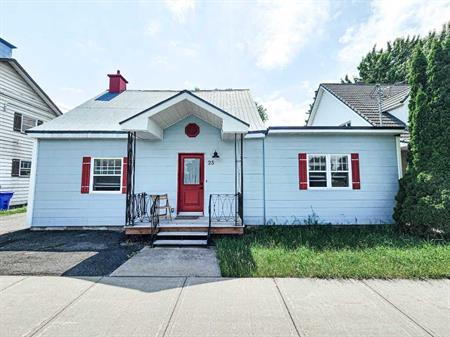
[
  {"left": 0, "top": 206, "right": 27, "bottom": 217},
  {"left": 215, "top": 226, "right": 450, "bottom": 279}
]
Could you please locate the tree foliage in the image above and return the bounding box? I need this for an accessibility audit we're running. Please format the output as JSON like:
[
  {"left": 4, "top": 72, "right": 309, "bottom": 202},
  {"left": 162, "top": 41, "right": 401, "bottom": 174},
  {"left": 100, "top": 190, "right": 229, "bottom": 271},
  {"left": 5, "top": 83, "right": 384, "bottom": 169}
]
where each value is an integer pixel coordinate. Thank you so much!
[
  {"left": 394, "top": 25, "right": 450, "bottom": 237},
  {"left": 357, "top": 37, "right": 420, "bottom": 83},
  {"left": 255, "top": 102, "right": 268, "bottom": 122},
  {"left": 344, "top": 22, "right": 449, "bottom": 84}
]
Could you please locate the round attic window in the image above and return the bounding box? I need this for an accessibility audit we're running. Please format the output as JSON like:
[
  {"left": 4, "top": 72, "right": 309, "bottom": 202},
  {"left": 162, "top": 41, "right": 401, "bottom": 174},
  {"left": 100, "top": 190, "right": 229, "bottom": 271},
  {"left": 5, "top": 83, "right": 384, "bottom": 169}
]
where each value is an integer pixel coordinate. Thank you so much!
[{"left": 185, "top": 123, "right": 200, "bottom": 137}]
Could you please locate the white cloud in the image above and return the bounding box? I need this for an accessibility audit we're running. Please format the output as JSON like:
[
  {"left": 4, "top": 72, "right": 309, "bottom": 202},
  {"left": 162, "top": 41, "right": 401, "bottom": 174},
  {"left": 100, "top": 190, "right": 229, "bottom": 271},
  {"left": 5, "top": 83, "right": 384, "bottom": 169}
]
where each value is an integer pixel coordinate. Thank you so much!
[
  {"left": 169, "top": 40, "right": 199, "bottom": 58},
  {"left": 146, "top": 21, "right": 160, "bottom": 36},
  {"left": 150, "top": 55, "right": 170, "bottom": 67},
  {"left": 251, "top": 0, "right": 330, "bottom": 70},
  {"left": 165, "top": 0, "right": 196, "bottom": 22},
  {"left": 60, "top": 87, "right": 85, "bottom": 95},
  {"left": 76, "top": 39, "right": 105, "bottom": 54},
  {"left": 339, "top": 0, "right": 450, "bottom": 72},
  {"left": 261, "top": 96, "right": 310, "bottom": 126},
  {"left": 56, "top": 102, "right": 71, "bottom": 113}
]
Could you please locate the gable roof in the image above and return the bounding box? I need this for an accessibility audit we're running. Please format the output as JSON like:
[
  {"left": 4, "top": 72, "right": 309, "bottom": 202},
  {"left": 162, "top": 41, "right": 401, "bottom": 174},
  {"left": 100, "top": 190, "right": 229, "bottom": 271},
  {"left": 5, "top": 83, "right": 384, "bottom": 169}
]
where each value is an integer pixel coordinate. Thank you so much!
[
  {"left": 29, "top": 89, "right": 264, "bottom": 133},
  {"left": 119, "top": 90, "right": 249, "bottom": 127},
  {"left": 318, "top": 83, "right": 409, "bottom": 127},
  {"left": 0, "top": 58, "right": 61, "bottom": 116}
]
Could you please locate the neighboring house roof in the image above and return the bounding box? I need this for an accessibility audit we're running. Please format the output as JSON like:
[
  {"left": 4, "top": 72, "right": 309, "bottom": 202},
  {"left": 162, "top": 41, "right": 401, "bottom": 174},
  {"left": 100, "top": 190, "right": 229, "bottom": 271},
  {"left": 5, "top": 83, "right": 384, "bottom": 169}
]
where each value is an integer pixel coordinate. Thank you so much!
[
  {"left": 0, "top": 58, "right": 61, "bottom": 116},
  {"left": 0, "top": 37, "right": 17, "bottom": 49},
  {"left": 400, "top": 131, "right": 410, "bottom": 144},
  {"left": 29, "top": 89, "right": 264, "bottom": 133},
  {"left": 318, "top": 83, "right": 409, "bottom": 127}
]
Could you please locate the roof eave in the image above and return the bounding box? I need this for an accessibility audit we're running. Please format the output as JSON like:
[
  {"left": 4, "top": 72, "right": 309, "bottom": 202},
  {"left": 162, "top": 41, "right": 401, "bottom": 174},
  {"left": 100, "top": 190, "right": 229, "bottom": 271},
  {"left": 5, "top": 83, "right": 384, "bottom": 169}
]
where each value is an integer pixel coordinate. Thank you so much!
[{"left": 0, "top": 58, "right": 62, "bottom": 116}]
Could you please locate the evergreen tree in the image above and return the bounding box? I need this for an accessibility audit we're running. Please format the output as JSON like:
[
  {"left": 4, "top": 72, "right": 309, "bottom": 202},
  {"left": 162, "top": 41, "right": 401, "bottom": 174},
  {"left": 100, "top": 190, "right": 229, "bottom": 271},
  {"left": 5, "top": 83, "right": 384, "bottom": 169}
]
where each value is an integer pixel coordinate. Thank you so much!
[
  {"left": 356, "top": 37, "right": 420, "bottom": 84},
  {"left": 394, "top": 28, "right": 450, "bottom": 237}
]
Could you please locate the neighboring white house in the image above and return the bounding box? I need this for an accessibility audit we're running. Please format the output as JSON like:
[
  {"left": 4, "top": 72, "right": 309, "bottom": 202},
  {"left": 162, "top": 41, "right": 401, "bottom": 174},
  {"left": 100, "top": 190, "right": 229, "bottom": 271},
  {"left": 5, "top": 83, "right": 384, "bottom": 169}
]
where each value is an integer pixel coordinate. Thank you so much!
[
  {"left": 307, "top": 83, "right": 410, "bottom": 171},
  {"left": 0, "top": 38, "right": 61, "bottom": 206},
  {"left": 26, "top": 71, "right": 405, "bottom": 243}
]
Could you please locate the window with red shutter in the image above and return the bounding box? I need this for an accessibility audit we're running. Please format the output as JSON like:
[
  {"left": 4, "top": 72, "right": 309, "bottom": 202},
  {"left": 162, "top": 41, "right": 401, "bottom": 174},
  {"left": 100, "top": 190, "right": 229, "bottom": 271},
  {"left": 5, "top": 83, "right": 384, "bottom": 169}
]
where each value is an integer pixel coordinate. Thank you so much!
[
  {"left": 81, "top": 157, "right": 91, "bottom": 193},
  {"left": 351, "top": 153, "right": 361, "bottom": 189},
  {"left": 298, "top": 153, "right": 308, "bottom": 190}
]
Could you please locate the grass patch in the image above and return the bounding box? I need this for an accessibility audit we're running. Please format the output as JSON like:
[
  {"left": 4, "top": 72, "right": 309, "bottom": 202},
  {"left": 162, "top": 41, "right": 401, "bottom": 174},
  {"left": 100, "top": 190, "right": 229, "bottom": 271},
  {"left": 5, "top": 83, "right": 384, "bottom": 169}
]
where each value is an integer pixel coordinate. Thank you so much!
[
  {"left": 215, "top": 226, "right": 450, "bottom": 279},
  {"left": 0, "top": 206, "right": 27, "bottom": 217}
]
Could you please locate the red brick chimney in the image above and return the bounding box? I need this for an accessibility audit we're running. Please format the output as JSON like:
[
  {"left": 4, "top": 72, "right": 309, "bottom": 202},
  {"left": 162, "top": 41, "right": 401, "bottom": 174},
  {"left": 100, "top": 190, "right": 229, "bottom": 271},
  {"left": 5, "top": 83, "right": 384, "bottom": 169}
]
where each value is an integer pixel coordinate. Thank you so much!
[{"left": 108, "top": 70, "right": 128, "bottom": 93}]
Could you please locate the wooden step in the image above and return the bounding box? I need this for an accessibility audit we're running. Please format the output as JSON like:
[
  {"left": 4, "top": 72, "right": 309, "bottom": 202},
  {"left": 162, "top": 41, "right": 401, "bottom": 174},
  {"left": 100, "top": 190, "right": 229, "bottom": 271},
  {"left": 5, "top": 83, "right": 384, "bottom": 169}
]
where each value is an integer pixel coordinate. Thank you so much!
[
  {"left": 157, "top": 231, "right": 208, "bottom": 237},
  {"left": 153, "top": 239, "right": 208, "bottom": 246},
  {"left": 125, "top": 226, "right": 244, "bottom": 236}
]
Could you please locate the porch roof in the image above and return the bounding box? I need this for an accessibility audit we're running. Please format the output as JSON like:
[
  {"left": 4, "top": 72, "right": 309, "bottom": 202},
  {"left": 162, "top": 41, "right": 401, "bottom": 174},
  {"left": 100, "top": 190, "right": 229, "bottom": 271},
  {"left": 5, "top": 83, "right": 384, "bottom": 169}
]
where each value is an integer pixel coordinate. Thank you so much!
[
  {"left": 119, "top": 90, "right": 250, "bottom": 139},
  {"left": 28, "top": 89, "right": 264, "bottom": 137}
]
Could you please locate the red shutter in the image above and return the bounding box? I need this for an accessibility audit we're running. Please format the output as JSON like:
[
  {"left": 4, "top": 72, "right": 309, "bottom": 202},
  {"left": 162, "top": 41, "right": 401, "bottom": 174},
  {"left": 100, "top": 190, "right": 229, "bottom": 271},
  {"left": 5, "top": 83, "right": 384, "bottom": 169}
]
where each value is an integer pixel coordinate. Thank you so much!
[
  {"left": 298, "top": 153, "right": 308, "bottom": 190},
  {"left": 81, "top": 157, "right": 91, "bottom": 194},
  {"left": 122, "top": 157, "right": 128, "bottom": 194},
  {"left": 351, "top": 153, "right": 361, "bottom": 190}
]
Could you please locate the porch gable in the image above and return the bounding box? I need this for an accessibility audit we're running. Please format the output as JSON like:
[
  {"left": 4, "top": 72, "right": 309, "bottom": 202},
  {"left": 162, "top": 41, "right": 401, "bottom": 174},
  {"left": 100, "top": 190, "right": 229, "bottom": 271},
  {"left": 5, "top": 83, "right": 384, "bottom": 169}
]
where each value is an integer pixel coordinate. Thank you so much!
[{"left": 119, "top": 90, "right": 249, "bottom": 140}]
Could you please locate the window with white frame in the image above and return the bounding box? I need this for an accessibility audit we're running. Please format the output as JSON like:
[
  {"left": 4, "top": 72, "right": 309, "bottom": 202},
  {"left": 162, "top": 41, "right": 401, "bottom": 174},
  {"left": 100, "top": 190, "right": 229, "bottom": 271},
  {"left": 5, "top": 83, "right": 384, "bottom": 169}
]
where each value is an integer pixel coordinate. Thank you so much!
[
  {"left": 308, "top": 154, "right": 350, "bottom": 188},
  {"left": 92, "top": 158, "right": 122, "bottom": 192},
  {"left": 330, "top": 155, "right": 349, "bottom": 187},
  {"left": 20, "top": 160, "right": 32, "bottom": 177},
  {"left": 308, "top": 155, "right": 327, "bottom": 187},
  {"left": 11, "top": 159, "right": 31, "bottom": 177},
  {"left": 13, "top": 113, "right": 43, "bottom": 133}
]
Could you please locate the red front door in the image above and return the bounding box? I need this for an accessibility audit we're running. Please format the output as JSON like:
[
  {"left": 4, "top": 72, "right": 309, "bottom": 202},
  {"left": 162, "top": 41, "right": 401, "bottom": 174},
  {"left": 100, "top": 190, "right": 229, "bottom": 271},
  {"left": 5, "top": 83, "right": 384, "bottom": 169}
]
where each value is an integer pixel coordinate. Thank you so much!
[{"left": 177, "top": 153, "right": 204, "bottom": 213}]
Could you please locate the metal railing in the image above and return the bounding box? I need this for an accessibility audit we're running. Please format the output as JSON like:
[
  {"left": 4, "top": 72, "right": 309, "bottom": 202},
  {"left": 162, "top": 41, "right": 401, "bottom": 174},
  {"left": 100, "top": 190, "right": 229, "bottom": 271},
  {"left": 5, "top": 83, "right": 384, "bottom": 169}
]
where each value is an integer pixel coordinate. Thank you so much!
[
  {"left": 208, "top": 193, "right": 240, "bottom": 244},
  {"left": 126, "top": 192, "right": 160, "bottom": 245},
  {"left": 150, "top": 195, "right": 160, "bottom": 247}
]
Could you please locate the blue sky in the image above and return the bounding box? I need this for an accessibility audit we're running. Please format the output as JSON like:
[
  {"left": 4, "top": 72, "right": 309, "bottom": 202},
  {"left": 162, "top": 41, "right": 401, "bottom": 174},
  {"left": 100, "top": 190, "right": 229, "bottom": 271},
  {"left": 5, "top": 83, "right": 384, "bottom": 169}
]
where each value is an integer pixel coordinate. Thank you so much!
[{"left": 1, "top": 0, "right": 449, "bottom": 125}]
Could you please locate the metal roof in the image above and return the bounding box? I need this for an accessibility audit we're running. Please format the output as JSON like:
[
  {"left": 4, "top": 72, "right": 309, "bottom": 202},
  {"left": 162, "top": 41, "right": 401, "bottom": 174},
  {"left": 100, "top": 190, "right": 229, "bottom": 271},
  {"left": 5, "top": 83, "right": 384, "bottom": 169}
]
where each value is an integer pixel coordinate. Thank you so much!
[
  {"left": 30, "top": 89, "right": 264, "bottom": 132},
  {"left": 320, "top": 83, "right": 409, "bottom": 127}
]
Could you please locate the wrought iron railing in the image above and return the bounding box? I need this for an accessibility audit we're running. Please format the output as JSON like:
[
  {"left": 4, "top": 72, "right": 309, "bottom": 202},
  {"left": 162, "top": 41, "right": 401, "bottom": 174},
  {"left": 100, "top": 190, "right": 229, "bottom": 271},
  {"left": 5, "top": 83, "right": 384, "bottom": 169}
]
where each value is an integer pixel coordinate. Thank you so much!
[
  {"left": 208, "top": 193, "right": 241, "bottom": 244},
  {"left": 150, "top": 195, "right": 160, "bottom": 247},
  {"left": 126, "top": 192, "right": 160, "bottom": 245}
]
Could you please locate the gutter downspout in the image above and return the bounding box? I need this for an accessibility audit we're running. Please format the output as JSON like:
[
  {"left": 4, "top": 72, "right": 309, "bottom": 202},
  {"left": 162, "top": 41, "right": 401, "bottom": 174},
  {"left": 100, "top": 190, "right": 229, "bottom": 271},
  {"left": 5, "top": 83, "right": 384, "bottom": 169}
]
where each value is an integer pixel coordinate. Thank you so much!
[
  {"left": 395, "top": 136, "right": 403, "bottom": 179},
  {"left": 26, "top": 139, "right": 39, "bottom": 227},
  {"left": 262, "top": 137, "right": 266, "bottom": 225}
]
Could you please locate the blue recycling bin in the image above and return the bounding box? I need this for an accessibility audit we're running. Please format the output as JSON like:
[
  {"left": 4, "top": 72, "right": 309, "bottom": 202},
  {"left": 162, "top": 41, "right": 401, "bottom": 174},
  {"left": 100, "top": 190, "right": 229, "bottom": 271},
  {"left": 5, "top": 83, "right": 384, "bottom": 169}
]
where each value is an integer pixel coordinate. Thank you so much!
[{"left": 0, "top": 191, "right": 14, "bottom": 210}]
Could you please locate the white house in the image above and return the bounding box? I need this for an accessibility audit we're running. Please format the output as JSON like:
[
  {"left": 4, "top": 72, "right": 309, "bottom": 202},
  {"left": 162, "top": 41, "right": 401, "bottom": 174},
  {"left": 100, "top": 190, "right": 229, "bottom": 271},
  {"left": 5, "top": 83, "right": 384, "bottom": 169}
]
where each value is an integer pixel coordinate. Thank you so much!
[
  {"left": 0, "top": 38, "right": 61, "bottom": 206},
  {"left": 27, "top": 72, "right": 404, "bottom": 245},
  {"left": 307, "top": 83, "right": 410, "bottom": 171}
]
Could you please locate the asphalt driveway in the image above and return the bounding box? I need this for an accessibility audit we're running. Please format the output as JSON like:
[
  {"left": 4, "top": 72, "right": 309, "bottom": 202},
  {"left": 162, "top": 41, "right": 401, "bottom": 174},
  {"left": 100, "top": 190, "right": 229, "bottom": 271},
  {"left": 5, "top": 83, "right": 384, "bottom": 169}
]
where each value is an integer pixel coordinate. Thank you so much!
[{"left": 0, "top": 214, "right": 146, "bottom": 276}]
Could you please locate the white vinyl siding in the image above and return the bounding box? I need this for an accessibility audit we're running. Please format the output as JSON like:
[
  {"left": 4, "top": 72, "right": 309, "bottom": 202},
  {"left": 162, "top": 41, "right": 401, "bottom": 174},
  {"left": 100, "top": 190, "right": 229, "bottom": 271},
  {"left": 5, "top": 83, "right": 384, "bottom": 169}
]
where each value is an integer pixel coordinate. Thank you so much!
[
  {"left": 31, "top": 131, "right": 399, "bottom": 227},
  {"left": 255, "top": 134, "right": 398, "bottom": 225},
  {"left": 31, "top": 115, "right": 237, "bottom": 227},
  {"left": 0, "top": 61, "right": 57, "bottom": 205}
]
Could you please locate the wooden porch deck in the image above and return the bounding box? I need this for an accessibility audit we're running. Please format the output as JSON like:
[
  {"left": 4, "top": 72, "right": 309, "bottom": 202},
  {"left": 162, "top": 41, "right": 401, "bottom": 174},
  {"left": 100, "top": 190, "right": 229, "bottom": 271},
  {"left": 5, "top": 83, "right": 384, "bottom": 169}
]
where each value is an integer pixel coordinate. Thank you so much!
[{"left": 124, "top": 216, "right": 244, "bottom": 235}]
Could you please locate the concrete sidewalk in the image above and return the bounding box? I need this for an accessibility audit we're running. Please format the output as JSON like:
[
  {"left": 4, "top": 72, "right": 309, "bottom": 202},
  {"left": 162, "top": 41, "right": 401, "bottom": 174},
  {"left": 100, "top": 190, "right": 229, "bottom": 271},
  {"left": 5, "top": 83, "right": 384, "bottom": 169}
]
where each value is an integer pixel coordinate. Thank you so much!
[{"left": 0, "top": 276, "right": 448, "bottom": 337}]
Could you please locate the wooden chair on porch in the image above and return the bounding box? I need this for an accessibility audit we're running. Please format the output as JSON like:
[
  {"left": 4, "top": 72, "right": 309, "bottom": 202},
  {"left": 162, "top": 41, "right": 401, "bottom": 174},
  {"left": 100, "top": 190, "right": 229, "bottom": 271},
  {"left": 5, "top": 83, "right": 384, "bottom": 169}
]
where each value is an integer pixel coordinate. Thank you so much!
[{"left": 151, "top": 194, "right": 172, "bottom": 221}]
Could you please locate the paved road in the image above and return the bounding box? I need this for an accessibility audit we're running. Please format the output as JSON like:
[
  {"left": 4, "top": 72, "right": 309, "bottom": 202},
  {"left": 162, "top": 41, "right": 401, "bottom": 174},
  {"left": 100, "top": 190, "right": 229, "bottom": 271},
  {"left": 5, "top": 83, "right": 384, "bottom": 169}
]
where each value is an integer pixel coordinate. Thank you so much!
[
  {"left": 0, "top": 276, "right": 448, "bottom": 337},
  {"left": 0, "top": 213, "right": 26, "bottom": 235},
  {"left": 0, "top": 214, "right": 145, "bottom": 276}
]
